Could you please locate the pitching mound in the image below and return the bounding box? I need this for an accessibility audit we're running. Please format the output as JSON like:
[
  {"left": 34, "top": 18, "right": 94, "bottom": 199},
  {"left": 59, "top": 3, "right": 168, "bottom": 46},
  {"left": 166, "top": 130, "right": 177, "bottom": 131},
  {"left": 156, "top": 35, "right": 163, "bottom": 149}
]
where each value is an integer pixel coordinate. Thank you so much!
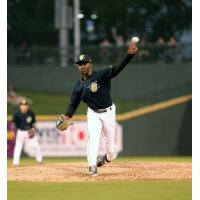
[{"left": 8, "top": 162, "right": 191, "bottom": 182}]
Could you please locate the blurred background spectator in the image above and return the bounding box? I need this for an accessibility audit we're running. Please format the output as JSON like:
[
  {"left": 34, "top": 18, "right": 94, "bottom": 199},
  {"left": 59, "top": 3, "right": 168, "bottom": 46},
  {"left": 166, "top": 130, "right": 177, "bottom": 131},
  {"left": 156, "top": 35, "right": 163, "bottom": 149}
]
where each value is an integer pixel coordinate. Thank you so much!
[
  {"left": 7, "top": 85, "right": 33, "bottom": 106},
  {"left": 17, "top": 40, "right": 31, "bottom": 64},
  {"left": 7, "top": 0, "right": 191, "bottom": 65},
  {"left": 99, "top": 38, "right": 113, "bottom": 62}
]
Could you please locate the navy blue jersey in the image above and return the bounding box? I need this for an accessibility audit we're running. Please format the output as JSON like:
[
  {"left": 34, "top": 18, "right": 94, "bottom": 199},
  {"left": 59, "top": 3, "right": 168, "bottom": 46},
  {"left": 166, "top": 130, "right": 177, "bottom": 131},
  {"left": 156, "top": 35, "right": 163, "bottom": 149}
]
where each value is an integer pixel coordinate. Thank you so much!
[
  {"left": 12, "top": 110, "right": 36, "bottom": 130},
  {"left": 65, "top": 54, "right": 134, "bottom": 117}
]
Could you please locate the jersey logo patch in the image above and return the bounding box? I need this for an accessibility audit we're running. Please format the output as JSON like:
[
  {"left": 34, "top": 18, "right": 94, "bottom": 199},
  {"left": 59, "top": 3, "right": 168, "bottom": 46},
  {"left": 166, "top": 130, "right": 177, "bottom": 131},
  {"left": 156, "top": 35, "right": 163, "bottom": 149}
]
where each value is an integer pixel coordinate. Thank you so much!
[
  {"left": 26, "top": 116, "right": 32, "bottom": 123},
  {"left": 88, "top": 81, "right": 100, "bottom": 92}
]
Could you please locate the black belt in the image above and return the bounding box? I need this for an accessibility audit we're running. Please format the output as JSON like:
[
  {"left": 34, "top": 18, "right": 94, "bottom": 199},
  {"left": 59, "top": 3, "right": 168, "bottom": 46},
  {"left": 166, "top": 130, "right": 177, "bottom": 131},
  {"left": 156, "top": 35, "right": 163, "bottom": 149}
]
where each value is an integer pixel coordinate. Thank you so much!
[{"left": 93, "top": 106, "right": 112, "bottom": 114}]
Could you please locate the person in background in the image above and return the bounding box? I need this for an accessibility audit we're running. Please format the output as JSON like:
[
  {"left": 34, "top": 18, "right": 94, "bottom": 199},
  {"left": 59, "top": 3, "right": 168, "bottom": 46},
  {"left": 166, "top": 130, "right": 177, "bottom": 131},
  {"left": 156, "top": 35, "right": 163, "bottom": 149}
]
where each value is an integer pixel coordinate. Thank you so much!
[
  {"left": 7, "top": 84, "right": 33, "bottom": 106},
  {"left": 12, "top": 99, "right": 43, "bottom": 166}
]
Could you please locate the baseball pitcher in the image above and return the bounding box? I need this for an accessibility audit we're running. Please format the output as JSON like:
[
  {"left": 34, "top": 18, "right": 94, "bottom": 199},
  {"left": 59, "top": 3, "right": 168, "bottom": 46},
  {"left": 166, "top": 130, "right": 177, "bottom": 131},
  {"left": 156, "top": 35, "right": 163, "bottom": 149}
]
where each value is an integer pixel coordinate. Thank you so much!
[{"left": 57, "top": 40, "right": 138, "bottom": 176}]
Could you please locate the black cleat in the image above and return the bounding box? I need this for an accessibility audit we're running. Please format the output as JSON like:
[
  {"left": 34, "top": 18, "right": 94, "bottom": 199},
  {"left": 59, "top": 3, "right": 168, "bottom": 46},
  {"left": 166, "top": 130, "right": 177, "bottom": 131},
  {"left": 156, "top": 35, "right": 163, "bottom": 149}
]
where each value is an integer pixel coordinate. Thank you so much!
[
  {"left": 97, "top": 154, "right": 111, "bottom": 167},
  {"left": 89, "top": 165, "right": 98, "bottom": 176}
]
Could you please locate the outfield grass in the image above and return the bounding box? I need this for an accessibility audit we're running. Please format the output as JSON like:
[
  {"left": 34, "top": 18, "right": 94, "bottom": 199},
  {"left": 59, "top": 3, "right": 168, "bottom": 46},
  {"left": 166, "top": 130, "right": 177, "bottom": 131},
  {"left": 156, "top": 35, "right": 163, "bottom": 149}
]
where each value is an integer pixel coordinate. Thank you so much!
[
  {"left": 7, "top": 89, "right": 151, "bottom": 115},
  {"left": 8, "top": 181, "right": 191, "bottom": 200},
  {"left": 7, "top": 157, "right": 192, "bottom": 200}
]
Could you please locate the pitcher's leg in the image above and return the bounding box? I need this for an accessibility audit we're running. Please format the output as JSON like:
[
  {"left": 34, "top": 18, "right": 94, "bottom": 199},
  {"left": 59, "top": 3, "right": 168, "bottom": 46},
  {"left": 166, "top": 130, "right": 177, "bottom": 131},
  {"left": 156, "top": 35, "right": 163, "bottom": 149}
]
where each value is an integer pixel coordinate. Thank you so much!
[
  {"left": 87, "top": 108, "right": 102, "bottom": 167},
  {"left": 104, "top": 125, "right": 117, "bottom": 161},
  {"left": 101, "top": 105, "right": 118, "bottom": 163}
]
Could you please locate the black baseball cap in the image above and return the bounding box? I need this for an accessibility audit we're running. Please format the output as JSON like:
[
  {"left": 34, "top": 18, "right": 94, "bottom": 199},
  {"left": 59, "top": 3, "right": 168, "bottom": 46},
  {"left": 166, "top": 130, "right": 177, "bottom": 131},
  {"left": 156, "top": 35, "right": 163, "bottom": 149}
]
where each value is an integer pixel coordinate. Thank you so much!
[
  {"left": 19, "top": 99, "right": 29, "bottom": 105},
  {"left": 75, "top": 54, "right": 92, "bottom": 64}
]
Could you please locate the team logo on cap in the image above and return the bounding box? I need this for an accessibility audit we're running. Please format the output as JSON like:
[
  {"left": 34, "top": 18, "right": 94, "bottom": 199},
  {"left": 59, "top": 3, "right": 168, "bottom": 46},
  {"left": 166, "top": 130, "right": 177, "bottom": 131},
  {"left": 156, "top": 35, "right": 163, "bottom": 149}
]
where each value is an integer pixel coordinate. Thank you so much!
[
  {"left": 26, "top": 116, "right": 32, "bottom": 123},
  {"left": 79, "top": 55, "right": 85, "bottom": 60},
  {"left": 88, "top": 81, "right": 100, "bottom": 93}
]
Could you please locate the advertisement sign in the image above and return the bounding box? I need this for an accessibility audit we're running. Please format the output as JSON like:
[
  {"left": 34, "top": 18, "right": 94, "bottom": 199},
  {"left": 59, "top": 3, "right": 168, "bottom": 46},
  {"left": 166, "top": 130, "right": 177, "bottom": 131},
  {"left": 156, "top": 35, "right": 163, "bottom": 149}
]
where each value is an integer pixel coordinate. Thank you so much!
[
  {"left": 36, "top": 121, "right": 122, "bottom": 157},
  {"left": 7, "top": 120, "right": 123, "bottom": 157}
]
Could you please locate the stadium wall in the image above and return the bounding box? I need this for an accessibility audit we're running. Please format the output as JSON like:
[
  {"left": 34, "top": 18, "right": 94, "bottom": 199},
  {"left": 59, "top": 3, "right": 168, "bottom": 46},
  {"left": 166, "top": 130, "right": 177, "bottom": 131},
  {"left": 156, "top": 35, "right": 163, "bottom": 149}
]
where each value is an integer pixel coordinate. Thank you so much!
[
  {"left": 121, "top": 100, "right": 192, "bottom": 156},
  {"left": 7, "top": 96, "right": 192, "bottom": 156},
  {"left": 8, "top": 62, "right": 191, "bottom": 100}
]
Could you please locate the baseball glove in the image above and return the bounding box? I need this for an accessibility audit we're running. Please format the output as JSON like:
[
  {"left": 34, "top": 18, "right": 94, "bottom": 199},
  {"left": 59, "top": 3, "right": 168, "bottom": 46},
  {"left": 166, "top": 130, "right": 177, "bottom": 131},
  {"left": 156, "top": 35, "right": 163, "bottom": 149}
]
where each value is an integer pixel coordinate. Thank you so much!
[
  {"left": 56, "top": 114, "right": 73, "bottom": 131},
  {"left": 28, "top": 128, "right": 36, "bottom": 138}
]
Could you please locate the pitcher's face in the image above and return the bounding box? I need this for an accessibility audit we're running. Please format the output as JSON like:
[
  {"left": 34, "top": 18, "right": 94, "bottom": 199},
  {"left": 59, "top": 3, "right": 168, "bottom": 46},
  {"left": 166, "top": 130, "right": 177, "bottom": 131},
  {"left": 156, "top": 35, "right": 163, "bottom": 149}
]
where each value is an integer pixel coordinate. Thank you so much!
[{"left": 77, "top": 62, "right": 92, "bottom": 76}]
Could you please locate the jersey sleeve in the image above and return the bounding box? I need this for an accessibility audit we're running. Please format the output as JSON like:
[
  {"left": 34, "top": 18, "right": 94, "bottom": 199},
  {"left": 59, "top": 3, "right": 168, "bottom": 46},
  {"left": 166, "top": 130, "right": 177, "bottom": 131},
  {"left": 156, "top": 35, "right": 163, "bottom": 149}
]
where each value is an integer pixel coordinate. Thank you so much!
[
  {"left": 98, "top": 54, "right": 134, "bottom": 81},
  {"left": 65, "top": 83, "right": 82, "bottom": 118},
  {"left": 109, "top": 54, "right": 134, "bottom": 79},
  {"left": 97, "top": 67, "right": 113, "bottom": 83}
]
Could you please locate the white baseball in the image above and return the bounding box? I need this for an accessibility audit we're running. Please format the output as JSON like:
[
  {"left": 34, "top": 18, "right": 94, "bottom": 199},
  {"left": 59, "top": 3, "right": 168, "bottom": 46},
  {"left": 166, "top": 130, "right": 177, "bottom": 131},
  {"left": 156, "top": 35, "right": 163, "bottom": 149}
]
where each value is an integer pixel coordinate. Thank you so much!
[{"left": 131, "top": 37, "right": 140, "bottom": 43}]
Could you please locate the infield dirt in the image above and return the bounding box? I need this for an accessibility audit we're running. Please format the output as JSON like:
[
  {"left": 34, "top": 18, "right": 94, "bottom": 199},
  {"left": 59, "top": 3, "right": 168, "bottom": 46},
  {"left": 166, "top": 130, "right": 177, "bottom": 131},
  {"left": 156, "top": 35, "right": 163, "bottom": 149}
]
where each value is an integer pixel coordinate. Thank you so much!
[{"left": 8, "top": 162, "right": 191, "bottom": 183}]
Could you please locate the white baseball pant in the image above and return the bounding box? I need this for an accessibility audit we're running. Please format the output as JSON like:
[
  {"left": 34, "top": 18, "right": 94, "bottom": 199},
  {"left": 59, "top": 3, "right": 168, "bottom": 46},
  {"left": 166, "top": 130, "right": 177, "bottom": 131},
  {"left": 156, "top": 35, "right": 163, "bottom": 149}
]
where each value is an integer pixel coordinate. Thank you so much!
[
  {"left": 87, "top": 104, "right": 117, "bottom": 166},
  {"left": 13, "top": 129, "right": 43, "bottom": 165}
]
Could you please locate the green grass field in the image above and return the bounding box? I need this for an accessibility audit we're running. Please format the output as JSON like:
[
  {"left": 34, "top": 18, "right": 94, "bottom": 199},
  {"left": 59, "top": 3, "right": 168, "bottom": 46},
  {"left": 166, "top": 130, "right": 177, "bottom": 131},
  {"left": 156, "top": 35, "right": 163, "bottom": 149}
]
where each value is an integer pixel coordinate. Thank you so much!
[
  {"left": 8, "top": 157, "right": 192, "bottom": 200},
  {"left": 7, "top": 90, "right": 151, "bottom": 115},
  {"left": 8, "top": 181, "right": 191, "bottom": 200}
]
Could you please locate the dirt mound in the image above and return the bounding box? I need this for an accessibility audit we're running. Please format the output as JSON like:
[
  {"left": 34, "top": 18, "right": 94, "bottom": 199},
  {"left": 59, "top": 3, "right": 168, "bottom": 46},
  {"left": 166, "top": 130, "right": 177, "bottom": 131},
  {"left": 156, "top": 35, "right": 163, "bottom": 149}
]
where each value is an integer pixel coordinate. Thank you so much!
[{"left": 8, "top": 162, "right": 192, "bottom": 182}]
